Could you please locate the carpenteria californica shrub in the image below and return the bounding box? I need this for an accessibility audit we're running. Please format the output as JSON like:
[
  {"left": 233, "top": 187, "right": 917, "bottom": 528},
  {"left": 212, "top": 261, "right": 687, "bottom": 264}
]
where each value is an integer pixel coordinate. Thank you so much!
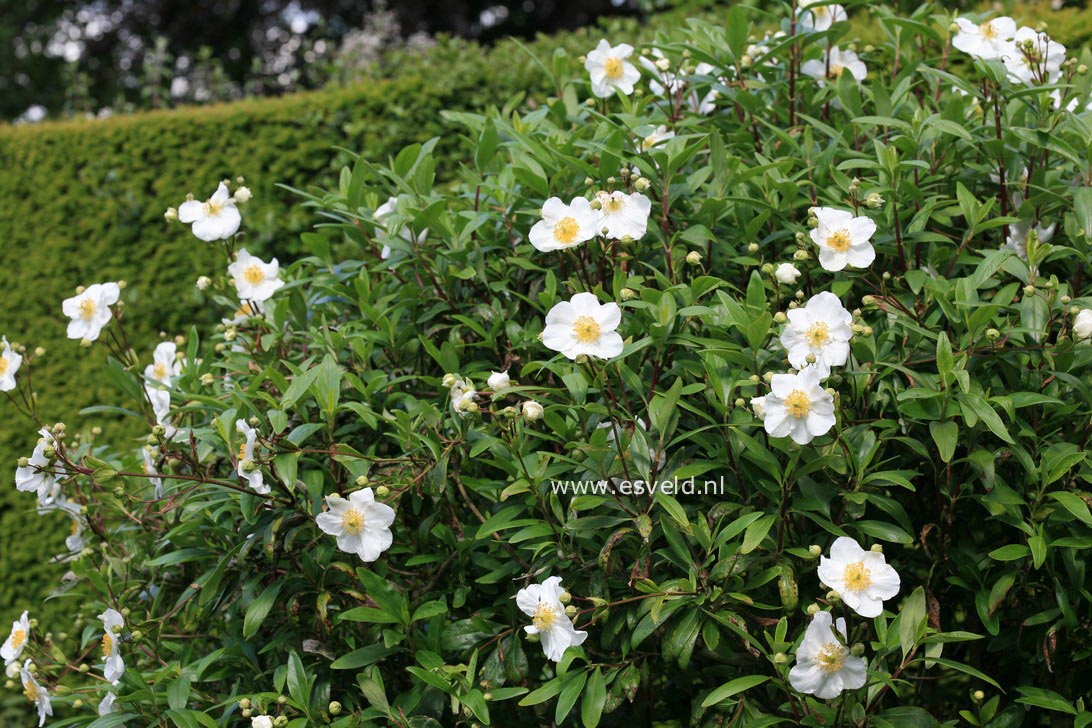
[{"left": 2, "top": 1, "right": 1092, "bottom": 725}]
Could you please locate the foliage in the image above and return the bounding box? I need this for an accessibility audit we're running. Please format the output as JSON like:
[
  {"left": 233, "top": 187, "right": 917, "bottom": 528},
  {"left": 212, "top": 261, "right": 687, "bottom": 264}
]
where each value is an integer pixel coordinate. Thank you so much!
[
  {"left": 0, "top": 7, "right": 696, "bottom": 645},
  {"left": 3, "top": 0, "right": 1092, "bottom": 725}
]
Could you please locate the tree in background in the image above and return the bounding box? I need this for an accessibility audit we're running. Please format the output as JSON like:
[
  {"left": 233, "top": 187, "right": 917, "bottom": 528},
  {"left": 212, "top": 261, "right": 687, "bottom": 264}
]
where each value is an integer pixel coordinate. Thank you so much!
[{"left": 0, "top": 0, "right": 645, "bottom": 121}]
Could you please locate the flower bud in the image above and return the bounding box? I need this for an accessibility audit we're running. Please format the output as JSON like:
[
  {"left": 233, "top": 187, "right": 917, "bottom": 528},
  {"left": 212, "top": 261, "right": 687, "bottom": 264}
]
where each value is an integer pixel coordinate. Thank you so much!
[
  {"left": 870, "top": 543, "right": 883, "bottom": 554},
  {"left": 375, "top": 485, "right": 390, "bottom": 497},
  {"left": 985, "top": 328, "right": 1000, "bottom": 341},
  {"left": 685, "top": 250, "right": 703, "bottom": 265},
  {"left": 620, "top": 287, "right": 636, "bottom": 301},
  {"left": 772, "top": 652, "right": 788, "bottom": 664},
  {"left": 328, "top": 701, "right": 342, "bottom": 715},
  {"left": 826, "top": 590, "right": 841, "bottom": 603},
  {"left": 195, "top": 276, "right": 211, "bottom": 290},
  {"left": 747, "top": 242, "right": 760, "bottom": 253},
  {"left": 808, "top": 544, "right": 822, "bottom": 557},
  {"left": 973, "top": 690, "right": 985, "bottom": 702},
  {"left": 806, "top": 603, "right": 821, "bottom": 616},
  {"left": 522, "top": 400, "right": 544, "bottom": 422},
  {"left": 792, "top": 249, "right": 810, "bottom": 261},
  {"left": 233, "top": 186, "right": 252, "bottom": 203},
  {"left": 634, "top": 177, "right": 651, "bottom": 192},
  {"left": 564, "top": 605, "right": 577, "bottom": 617},
  {"left": 442, "top": 373, "right": 458, "bottom": 388},
  {"left": 850, "top": 642, "right": 865, "bottom": 656},
  {"left": 34, "top": 347, "right": 45, "bottom": 357},
  {"left": 164, "top": 207, "right": 178, "bottom": 222},
  {"left": 558, "top": 591, "right": 571, "bottom": 604},
  {"left": 866, "top": 192, "right": 884, "bottom": 208}
]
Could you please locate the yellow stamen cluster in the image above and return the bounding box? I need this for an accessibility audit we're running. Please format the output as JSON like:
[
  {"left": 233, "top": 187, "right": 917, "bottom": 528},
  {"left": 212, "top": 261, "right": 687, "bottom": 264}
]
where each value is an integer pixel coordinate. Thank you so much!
[
  {"left": 826, "top": 229, "right": 853, "bottom": 253},
  {"left": 243, "top": 264, "right": 266, "bottom": 286},
  {"left": 532, "top": 602, "right": 560, "bottom": 631},
  {"left": 78, "top": 298, "right": 97, "bottom": 321},
  {"left": 102, "top": 632, "right": 114, "bottom": 659},
  {"left": 784, "top": 390, "right": 812, "bottom": 419},
  {"left": 553, "top": 217, "right": 581, "bottom": 245},
  {"left": 203, "top": 199, "right": 224, "bottom": 216},
  {"left": 341, "top": 507, "right": 366, "bottom": 536},
  {"left": 602, "top": 196, "right": 625, "bottom": 214},
  {"left": 843, "top": 561, "right": 872, "bottom": 591},
  {"left": 572, "top": 316, "right": 602, "bottom": 344},
  {"left": 23, "top": 681, "right": 38, "bottom": 703},
  {"left": 817, "top": 642, "right": 847, "bottom": 673},
  {"left": 11, "top": 628, "right": 26, "bottom": 651},
  {"left": 604, "top": 57, "right": 624, "bottom": 80},
  {"left": 805, "top": 322, "right": 831, "bottom": 348},
  {"left": 0, "top": 357, "right": 8, "bottom": 375}
]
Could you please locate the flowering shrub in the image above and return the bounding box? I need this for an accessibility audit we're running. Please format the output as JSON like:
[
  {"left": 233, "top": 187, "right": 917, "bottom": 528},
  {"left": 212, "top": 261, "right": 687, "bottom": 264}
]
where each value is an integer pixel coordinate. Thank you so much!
[{"left": 3, "top": 1, "right": 1092, "bottom": 725}]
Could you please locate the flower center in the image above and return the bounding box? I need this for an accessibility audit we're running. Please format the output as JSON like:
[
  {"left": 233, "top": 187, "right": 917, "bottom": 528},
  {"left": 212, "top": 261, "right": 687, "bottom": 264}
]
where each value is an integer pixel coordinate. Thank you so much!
[
  {"left": 23, "top": 681, "right": 38, "bottom": 703},
  {"left": 243, "top": 264, "right": 266, "bottom": 286},
  {"left": 11, "top": 628, "right": 26, "bottom": 651},
  {"left": 572, "top": 316, "right": 602, "bottom": 344},
  {"left": 553, "top": 216, "right": 581, "bottom": 245},
  {"left": 843, "top": 561, "right": 872, "bottom": 591},
  {"left": 0, "top": 357, "right": 8, "bottom": 375},
  {"left": 981, "top": 21, "right": 997, "bottom": 40},
  {"left": 532, "top": 602, "right": 559, "bottom": 631},
  {"left": 826, "top": 229, "right": 852, "bottom": 253},
  {"left": 805, "top": 322, "right": 831, "bottom": 348},
  {"left": 102, "top": 632, "right": 114, "bottom": 658},
  {"left": 829, "top": 63, "right": 844, "bottom": 77},
  {"left": 153, "top": 362, "right": 170, "bottom": 381},
  {"left": 79, "top": 298, "right": 97, "bottom": 321},
  {"left": 70, "top": 519, "right": 81, "bottom": 537},
  {"left": 784, "top": 389, "right": 812, "bottom": 419},
  {"left": 817, "top": 642, "right": 847, "bottom": 673},
  {"left": 203, "top": 199, "right": 223, "bottom": 216},
  {"left": 604, "top": 56, "right": 624, "bottom": 80},
  {"left": 602, "top": 196, "right": 625, "bottom": 214},
  {"left": 237, "top": 443, "right": 248, "bottom": 462},
  {"left": 341, "top": 507, "right": 366, "bottom": 536}
]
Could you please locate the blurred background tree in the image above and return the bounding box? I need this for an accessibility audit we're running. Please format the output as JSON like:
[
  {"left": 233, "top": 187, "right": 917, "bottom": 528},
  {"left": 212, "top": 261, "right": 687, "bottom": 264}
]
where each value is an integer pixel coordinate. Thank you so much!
[{"left": 0, "top": 0, "right": 659, "bottom": 122}]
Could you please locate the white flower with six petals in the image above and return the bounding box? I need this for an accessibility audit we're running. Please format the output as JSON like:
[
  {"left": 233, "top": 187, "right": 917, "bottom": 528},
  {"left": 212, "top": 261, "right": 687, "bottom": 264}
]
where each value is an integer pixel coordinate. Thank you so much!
[{"left": 542, "top": 292, "right": 624, "bottom": 361}]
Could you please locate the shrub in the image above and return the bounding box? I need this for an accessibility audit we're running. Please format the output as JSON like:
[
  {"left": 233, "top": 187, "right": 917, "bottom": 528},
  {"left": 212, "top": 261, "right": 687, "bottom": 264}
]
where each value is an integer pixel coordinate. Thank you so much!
[
  {"left": 0, "top": 4, "right": 713, "bottom": 641},
  {"left": 3, "top": 1, "right": 1092, "bottom": 725}
]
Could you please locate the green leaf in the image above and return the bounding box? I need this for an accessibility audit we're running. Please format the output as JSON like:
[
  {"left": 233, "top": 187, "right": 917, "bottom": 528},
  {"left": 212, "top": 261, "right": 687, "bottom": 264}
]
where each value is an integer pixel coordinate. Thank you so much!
[
  {"left": 243, "top": 582, "right": 283, "bottom": 639},
  {"left": 701, "top": 675, "right": 769, "bottom": 707},
  {"left": 929, "top": 421, "right": 958, "bottom": 463},
  {"left": 581, "top": 668, "right": 607, "bottom": 728}
]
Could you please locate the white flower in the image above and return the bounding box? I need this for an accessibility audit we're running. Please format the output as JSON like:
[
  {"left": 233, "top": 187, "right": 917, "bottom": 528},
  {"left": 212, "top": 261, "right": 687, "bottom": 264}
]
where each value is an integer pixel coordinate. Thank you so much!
[
  {"left": 797, "top": 0, "right": 848, "bottom": 32},
  {"left": 177, "top": 182, "right": 241, "bottom": 241},
  {"left": 640, "top": 49, "right": 719, "bottom": 113},
  {"left": 750, "top": 395, "right": 767, "bottom": 419},
  {"left": 146, "top": 384, "right": 176, "bottom": 439},
  {"left": 818, "top": 536, "right": 901, "bottom": 617},
  {"left": 62, "top": 282, "right": 121, "bottom": 342},
  {"left": 529, "top": 197, "right": 599, "bottom": 252},
  {"left": 516, "top": 576, "right": 588, "bottom": 662},
  {"left": 195, "top": 276, "right": 212, "bottom": 290},
  {"left": 1050, "top": 89, "right": 1092, "bottom": 113},
  {"left": 251, "top": 717, "right": 274, "bottom": 728},
  {"left": 585, "top": 39, "right": 640, "bottom": 98},
  {"left": 233, "top": 186, "right": 252, "bottom": 203},
  {"left": 951, "top": 16, "right": 1017, "bottom": 60},
  {"left": 375, "top": 196, "right": 428, "bottom": 260},
  {"left": 0, "top": 337, "right": 22, "bottom": 392},
  {"left": 640, "top": 125, "right": 675, "bottom": 151},
  {"left": 801, "top": 47, "right": 867, "bottom": 84},
  {"left": 810, "top": 207, "right": 877, "bottom": 271},
  {"left": 1073, "top": 309, "right": 1092, "bottom": 341},
  {"left": 1003, "top": 220, "right": 1055, "bottom": 261},
  {"left": 142, "top": 446, "right": 164, "bottom": 500},
  {"left": 1, "top": 611, "right": 30, "bottom": 665},
  {"left": 450, "top": 379, "right": 479, "bottom": 415},
  {"left": 99, "top": 691, "right": 118, "bottom": 716},
  {"left": 595, "top": 191, "right": 652, "bottom": 240},
  {"left": 788, "top": 611, "right": 867, "bottom": 699},
  {"left": 1003, "top": 27, "right": 1065, "bottom": 85},
  {"left": 223, "top": 300, "right": 265, "bottom": 326},
  {"left": 315, "top": 488, "right": 396, "bottom": 563},
  {"left": 487, "top": 370, "right": 511, "bottom": 391},
  {"left": 20, "top": 660, "right": 52, "bottom": 727},
  {"left": 15, "top": 429, "right": 60, "bottom": 506},
  {"left": 542, "top": 292, "right": 624, "bottom": 360},
  {"left": 781, "top": 292, "right": 853, "bottom": 376},
  {"left": 228, "top": 248, "right": 284, "bottom": 302},
  {"left": 762, "top": 367, "right": 836, "bottom": 445},
  {"left": 144, "top": 341, "right": 181, "bottom": 386},
  {"left": 775, "top": 263, "right": 801, "bottom": 285},
  {"left": 99, "top": 608, "right": 126, "bottom": 683},
  {"left": 522, "top": 400, "right": 544, "bottom": 422},
  {"left": 235, "top": 419, "right": 269, "bottom": 495},
  {"left": 57, "top": 500, "right": 86, "bottom": 553}
]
